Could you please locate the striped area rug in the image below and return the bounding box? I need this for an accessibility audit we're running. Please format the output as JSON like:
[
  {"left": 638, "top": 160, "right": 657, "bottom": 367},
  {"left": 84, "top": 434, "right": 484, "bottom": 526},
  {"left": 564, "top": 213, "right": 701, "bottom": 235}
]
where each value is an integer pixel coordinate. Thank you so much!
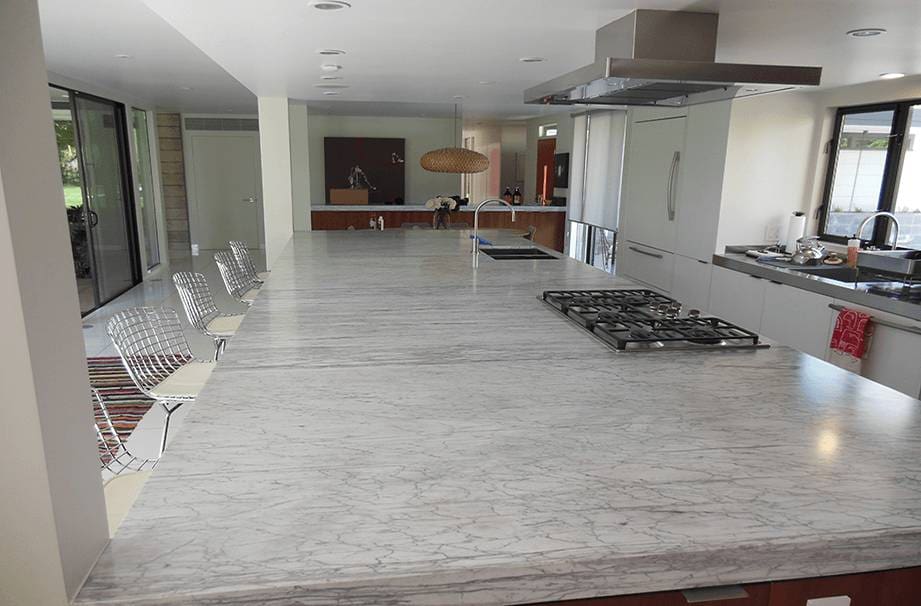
[{"left": 88, "top": 357, "right": 154, "bottom": 452}]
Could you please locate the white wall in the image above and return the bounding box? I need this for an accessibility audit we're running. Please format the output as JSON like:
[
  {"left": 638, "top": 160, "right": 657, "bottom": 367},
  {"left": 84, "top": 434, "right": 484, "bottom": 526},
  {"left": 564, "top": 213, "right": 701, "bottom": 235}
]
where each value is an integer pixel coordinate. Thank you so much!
[
  {"left": 258, "top": 97, "right": 295, "bottom": 267},
  {"left": 462, "top": 122, "right": 502, "bottom": 202},
  {"left": 500, "top": 123, "right": 527, "bottom": 194},
  {"left": 1, "top": 1, "right": 109, "bottom": 602},
  {"left": 307, "top": 114, "right": 460, "bottom": 205},
  {"left": 289, "top": 102, "right": 311, "bottom": 231},
  {"left": 715, "top": 91, "right": 824, "bottom": 252}
]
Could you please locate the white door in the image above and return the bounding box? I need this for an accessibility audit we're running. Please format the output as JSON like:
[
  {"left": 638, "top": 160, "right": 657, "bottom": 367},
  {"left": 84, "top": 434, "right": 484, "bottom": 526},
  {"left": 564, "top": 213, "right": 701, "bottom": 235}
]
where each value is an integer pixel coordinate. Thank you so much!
[
  {"left": 621, "top": 116, "right": 686, "bottom": 253},
  {"left": 186, "top": 131, "right": 262, "bottom": 251},
  {"left": 671, "top": 255, "right": 712, "bottom": 313},
  {"left": 760, "top": 281, "right": 835, "bottom": 359},
  {"left": 708, "top": 266, "right": 766, "bottom": 332}
]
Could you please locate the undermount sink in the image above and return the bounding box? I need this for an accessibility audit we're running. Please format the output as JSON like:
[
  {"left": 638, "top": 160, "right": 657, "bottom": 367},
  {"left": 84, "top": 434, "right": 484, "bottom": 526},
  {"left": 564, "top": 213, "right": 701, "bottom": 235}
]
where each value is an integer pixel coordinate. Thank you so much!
[
  {"left": 857, "top": 249, "right": 921, "bottom": 282},
  {"left": 479, "top": 247, "right": 557, "bottom": 260}
]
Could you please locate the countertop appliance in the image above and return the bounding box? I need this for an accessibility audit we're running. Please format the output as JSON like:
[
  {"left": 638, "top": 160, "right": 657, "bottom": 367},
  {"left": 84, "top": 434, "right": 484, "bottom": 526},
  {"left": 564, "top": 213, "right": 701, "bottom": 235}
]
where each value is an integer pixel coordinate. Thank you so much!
[
  {"left": 542, "top": 289, "right": 768, "bottom": 352},
  {"left": 525, "top": 10, "right": 822, "bottom": 108}
]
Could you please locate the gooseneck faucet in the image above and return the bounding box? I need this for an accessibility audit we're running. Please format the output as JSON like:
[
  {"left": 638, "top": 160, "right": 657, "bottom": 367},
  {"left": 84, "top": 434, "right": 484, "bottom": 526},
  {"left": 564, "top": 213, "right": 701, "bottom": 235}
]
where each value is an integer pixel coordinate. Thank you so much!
[
  {"left": 472, "top": 198, "right": 516, "bottom": 268},
  {"left": 856, "top": 211, "right": 900, "bottom": 250}
]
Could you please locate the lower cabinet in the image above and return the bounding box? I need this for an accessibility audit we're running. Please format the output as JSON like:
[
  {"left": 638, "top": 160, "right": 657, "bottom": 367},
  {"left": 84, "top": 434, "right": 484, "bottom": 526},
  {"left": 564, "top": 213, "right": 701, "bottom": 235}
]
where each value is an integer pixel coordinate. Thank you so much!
[
  {"left": 670, "top": 255, "right": 712, "bottom": 313},
  {"left": 525, "top": 567, "right": 921, "bottom": 605},
  {"left": 832, "top": 299, "right": 921, "bottom": 399},
  {"left": 759, "top": 281, "right": 835, "bottom": 360},
  {"left": 707, "top": 265, "right": 766, "bottom": 332},
  {"left": 618, "top": 240, "right": 675, "bottom": 293}
]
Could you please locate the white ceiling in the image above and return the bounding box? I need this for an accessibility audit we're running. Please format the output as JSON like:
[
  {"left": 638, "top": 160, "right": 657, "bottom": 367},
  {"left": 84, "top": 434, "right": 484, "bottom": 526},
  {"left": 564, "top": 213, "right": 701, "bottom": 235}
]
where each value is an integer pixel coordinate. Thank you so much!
[
  {"left": 39, "top": 0, "right": 921, "bottom": 118},
  {"left": 39, "top": 0, "right": 256, "bottom": 112}
]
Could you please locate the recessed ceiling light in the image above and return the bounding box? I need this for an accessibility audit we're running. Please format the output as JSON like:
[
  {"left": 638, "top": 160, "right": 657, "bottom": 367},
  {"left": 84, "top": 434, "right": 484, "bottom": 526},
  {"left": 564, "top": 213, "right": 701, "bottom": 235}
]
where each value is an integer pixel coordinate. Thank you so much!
[
  {"left": 317, "top": 48, "right": 346, "bottom": 56},
  {"left": 879, "top": 72, "right": 906, "bottom": 80},
  {"left": 114, "top": 53, "right": 133, "bottom": 59},
  {"left": 452, "top": 95, "right": 465, "bottom": 100},
  {"left": 846, "top": 28, "right": 887, "bottom": 37},
  {"left": 179, "top": 86, "right": 194, "bottom": 91},
  {"left": 320, "top": 64, "right": 343, "bottom": 72},
  {"left": 479, "top": 80, "right": 496, "bottom": 85},
  {"left": 315, "top": 83, "right": 349, "bottom": 89},
  {"left": 309, "top": 0, "right": 351, "bottom": 10},
  {"left": 320, "top": 75, "right": 343, "bottom": 80},
  {"left": 519, "top": 57, "right": 545, "bottom": 63},
  {"left": 322, "top": 91, "right": 340, "bottom": 96}
]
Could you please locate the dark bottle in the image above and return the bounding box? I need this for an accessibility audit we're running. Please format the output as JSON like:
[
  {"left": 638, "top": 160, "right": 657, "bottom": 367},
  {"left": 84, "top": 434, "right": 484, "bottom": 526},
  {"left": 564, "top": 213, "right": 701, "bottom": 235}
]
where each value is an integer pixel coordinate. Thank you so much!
[
  {"left": 512, "top": 186, "right": 522, "bottom": 205},
  {"left": 503, "top": 186, "right": 513, "bottom": 204}
]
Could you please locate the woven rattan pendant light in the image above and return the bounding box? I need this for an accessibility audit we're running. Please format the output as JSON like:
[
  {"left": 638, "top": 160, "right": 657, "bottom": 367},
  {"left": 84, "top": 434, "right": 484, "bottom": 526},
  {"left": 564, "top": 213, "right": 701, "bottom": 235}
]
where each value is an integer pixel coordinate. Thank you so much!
[{"left": 420, "top": 105, "right": 489, "bottom": 174}]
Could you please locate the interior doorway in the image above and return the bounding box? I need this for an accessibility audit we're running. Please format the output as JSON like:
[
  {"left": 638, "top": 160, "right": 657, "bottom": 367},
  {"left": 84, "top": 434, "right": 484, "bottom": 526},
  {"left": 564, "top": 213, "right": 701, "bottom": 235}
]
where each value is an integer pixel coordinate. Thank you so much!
[
  {"left": 536, "top": 137, "right": 557, "bottom": 203},
  {"left": 184, "top": 124, "right": 262, "bottom": 251},
  {"left": 50, "top": 85, "right": 141, "bottom": 315}
]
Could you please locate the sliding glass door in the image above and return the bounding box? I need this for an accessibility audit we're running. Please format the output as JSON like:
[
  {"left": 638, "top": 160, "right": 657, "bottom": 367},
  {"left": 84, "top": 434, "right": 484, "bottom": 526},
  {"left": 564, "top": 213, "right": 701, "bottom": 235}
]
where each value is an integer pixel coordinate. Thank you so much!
[
  {"left": 132, "top": 108, "right": 161, "bottom": 269},
  {"left": 50, "top": 85, "right": 141, "bottom": 314}
]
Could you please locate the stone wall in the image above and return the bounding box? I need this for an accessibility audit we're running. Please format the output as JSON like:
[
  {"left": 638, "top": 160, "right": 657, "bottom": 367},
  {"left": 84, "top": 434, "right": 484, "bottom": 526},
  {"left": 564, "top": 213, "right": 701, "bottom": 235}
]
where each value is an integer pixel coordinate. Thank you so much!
[{"left": 155, "top": 113, "right": 190, "bottom": 252}]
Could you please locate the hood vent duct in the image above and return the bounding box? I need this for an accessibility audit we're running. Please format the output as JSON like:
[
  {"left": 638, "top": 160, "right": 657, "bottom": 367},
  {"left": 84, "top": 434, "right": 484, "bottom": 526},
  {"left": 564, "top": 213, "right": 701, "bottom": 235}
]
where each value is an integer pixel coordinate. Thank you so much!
[{"left": 525, "top": 10, "right": 822, "bottom": 108}]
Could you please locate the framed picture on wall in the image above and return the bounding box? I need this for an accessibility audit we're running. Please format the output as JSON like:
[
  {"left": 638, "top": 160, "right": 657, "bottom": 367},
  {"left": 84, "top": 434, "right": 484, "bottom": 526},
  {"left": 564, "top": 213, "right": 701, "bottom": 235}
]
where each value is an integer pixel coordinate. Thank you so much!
[
  {"left": 324, "top": 137, "right": 406, "bottom": 204},
  {"left": 554, "top": 152, "right": 570, "bottom": 188}
]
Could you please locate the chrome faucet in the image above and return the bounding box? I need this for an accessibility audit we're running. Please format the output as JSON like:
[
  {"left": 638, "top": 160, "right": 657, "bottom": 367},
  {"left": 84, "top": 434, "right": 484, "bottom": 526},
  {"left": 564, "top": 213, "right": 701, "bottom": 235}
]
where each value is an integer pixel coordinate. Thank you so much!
[
  {"left": 856, "top": 211, "right": 900, "bottom": 250},
  {"left": 472, "top": 198, "right": 516, "bottom": 268}
]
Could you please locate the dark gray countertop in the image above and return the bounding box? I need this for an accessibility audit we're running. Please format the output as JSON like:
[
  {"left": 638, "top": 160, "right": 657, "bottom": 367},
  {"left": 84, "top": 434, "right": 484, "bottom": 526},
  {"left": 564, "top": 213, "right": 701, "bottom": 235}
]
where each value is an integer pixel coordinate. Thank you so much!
[{"left": 713, "top": 251, "right": 921, "bottom": 321}]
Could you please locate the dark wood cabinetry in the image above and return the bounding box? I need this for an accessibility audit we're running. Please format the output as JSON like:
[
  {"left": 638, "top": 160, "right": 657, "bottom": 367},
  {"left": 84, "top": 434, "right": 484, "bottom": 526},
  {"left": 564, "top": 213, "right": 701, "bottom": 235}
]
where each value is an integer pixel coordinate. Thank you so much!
[
  {"left": 524, "top": 567, "right": 921, "bottom": 606},
  {"left": 310, "top": 209, "right": 567, "bottom": 252}
]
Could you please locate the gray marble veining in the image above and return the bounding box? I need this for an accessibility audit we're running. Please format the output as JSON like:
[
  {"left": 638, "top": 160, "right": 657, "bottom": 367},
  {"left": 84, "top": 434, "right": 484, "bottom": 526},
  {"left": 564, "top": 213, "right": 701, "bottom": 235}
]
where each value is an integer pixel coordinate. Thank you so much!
[{"left": 76, "top": 230, "right": 921, "bottom": 605}]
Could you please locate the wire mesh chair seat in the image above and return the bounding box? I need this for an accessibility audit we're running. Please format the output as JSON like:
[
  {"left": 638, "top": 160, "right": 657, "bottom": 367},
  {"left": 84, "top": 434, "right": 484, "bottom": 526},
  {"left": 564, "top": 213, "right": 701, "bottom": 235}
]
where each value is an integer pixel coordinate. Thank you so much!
[
  {"left": 173, "top": 271, "right": 244, "bottom": 359},
  {"left": 215, "top": 250, "right": 260, "bottom": 305},
  {"left": 106, "top": 307, "right": 214, "bottom": 455},
  {"left": 229, "top": 240, "right": 268, "bottom": 285},
  {"left": 93, "top": 388, "right": 159, "bottom": 475}
]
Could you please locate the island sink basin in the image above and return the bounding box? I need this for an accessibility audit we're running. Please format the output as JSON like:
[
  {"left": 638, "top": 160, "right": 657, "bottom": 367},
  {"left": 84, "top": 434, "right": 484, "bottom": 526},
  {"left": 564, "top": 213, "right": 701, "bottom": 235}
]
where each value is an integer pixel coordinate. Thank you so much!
[{"left": 480, "top": 247, "right": 557, "bottom": 260}]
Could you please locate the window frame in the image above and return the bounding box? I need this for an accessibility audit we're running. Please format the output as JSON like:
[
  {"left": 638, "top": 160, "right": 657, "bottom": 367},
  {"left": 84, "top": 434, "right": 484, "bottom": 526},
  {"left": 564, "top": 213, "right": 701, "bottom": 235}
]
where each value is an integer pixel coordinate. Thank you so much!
[
  {"left": 538, "top": 123, "right": 558, "bottom": 138},
  {"left": 818, "top": 100, "right": 915, "bottom": 247}
]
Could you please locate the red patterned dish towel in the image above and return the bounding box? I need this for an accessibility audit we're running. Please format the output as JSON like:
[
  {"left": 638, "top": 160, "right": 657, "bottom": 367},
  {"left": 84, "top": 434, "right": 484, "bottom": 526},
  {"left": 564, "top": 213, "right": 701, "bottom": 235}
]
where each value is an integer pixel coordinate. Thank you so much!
[{"left": 829, "top": 308, "right": 873, "bottom": 372}]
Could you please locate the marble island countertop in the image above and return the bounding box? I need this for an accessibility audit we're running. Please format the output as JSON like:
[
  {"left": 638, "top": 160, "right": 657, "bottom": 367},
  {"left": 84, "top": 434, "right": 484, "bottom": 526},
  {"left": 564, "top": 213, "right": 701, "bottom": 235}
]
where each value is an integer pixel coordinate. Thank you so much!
[
  {"left": 76, "top": 230, "right": 921, "bottom": 605},
  {"left": 312, "top": 203, "right": 567, "bottom": 212}
]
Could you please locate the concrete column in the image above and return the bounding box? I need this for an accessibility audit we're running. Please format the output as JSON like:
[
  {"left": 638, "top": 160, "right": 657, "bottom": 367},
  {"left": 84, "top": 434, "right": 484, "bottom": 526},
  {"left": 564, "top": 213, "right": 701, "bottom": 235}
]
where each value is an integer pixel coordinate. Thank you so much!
[
  {"left": 289, "top": 101, "right": 312, "bottom": 232},
  {"left": 258, "top": 97, "right": 293, "bottom": 266},
  {"left": 0, "top": 1, "right": 109, "bottom": 604}
]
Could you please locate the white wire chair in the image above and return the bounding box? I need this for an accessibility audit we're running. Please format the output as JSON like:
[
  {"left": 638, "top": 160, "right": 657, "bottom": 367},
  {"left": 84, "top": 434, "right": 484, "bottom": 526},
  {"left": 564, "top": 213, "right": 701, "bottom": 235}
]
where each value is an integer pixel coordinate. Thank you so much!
[
  {"left": 93, "top": 388, "right": 158, "bottom": 475},
  {"left": 172, "top": 271, "right": 244, "bottom": 359},
  {"left": 229, "top": 240, "right": 267, "bottom": 285},
  {"left": 214, "top": 250, "right": 259, "bottom": 305},
  {"left": 106, "top": 307, "right": 214, "bottom": 455}
]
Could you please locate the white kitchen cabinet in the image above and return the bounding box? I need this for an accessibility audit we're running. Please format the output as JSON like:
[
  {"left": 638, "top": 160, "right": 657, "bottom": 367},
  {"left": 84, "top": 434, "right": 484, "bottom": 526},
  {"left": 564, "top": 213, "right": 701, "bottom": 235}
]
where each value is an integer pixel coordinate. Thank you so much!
[
  {"left": 829, "top": 300, "right": 921, "bottom": 399},
  {"left": 760, "top": 281, "right": 835, "bottom": 359},
  {"left": 620, "top": 116, "right": 686, "bottom": 253},
  {"left": 671, "top": 255, "right": 712, "bottom": 313},
  {"left": 618, "top": 240, "right": 675, "bottom": 293},
  {"left": 707, "top": 265, "right": 765, "bottom": 332},
  {"left": 674, "top": 103, "right": 732, "bottom": 262}
]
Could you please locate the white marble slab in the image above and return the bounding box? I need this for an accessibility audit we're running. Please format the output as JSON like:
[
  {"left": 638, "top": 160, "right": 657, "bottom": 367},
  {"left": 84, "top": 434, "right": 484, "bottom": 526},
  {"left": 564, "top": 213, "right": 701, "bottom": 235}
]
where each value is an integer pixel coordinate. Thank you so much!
[{"left": 76, "top": 230, "right": 921, "bottom": 605}]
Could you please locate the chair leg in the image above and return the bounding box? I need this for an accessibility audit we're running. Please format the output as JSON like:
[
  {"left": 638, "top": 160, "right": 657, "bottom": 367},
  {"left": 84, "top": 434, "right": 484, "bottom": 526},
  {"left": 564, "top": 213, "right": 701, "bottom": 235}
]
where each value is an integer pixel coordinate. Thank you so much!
[
  {"left": 214, "top": 337, "right": 227, "bottom": 360},
  {"left": 158, "top": 401, "right": 184, "bottom": 457}
]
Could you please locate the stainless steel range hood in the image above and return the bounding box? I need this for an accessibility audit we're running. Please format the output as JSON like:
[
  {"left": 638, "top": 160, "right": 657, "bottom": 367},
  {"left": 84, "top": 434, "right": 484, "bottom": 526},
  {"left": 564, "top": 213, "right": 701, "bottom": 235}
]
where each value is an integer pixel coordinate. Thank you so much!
[{"left": 525, "top": 10, "right": 822, "bottom": 107}]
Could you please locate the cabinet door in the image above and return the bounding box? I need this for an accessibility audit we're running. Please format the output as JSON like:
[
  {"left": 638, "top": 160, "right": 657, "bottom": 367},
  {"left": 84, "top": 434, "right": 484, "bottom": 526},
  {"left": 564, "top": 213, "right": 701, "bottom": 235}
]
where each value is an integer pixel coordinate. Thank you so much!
[
  {"left": 617, "top": 241, "right": 675, "bottom": 293},
  {"left": 760, "top": 281, "right": 835, "bottom": 359},
  {"left": 674, "top": 102, "right": 732, "bottom": 262},
  {"left": 671, "top": 255, "right": 712, "bottom": 313},
  {"left": 621, "top": 116, "right": 686, "bottom": 253},
  {"left": 708, "top": 266, "right": 766, "bottom": 332},
  {"left": 832, "top": 300, "right": 921, "bottom": 398}
]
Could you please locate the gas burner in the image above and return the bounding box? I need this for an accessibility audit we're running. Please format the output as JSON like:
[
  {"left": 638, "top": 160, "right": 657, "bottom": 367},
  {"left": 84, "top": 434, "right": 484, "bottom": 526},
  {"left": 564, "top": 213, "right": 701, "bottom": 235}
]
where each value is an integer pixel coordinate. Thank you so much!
[{"left": 542, "top": 289, "right": 768, "bottom": 353}]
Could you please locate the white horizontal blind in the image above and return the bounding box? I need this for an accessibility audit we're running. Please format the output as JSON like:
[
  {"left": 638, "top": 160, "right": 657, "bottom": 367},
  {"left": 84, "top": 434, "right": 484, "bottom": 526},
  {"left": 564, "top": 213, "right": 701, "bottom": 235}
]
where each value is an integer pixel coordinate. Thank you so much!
[{"left": 582, "top": 111, "right": 626, "bottom": 231}]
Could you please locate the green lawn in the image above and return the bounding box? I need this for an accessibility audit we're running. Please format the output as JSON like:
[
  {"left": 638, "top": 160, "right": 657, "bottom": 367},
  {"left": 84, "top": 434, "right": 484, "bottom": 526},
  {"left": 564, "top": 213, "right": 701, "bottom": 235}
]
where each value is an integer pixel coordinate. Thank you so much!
[{"left": 64, "top": 184, "right": 83, "bottom": 208}]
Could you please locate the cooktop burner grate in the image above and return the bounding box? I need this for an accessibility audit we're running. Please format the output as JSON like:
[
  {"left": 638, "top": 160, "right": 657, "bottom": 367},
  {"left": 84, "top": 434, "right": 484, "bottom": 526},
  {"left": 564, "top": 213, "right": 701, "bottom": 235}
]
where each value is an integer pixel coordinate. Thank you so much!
[{"left": 542, "top": 289, "right": 767, "bottom": 352}]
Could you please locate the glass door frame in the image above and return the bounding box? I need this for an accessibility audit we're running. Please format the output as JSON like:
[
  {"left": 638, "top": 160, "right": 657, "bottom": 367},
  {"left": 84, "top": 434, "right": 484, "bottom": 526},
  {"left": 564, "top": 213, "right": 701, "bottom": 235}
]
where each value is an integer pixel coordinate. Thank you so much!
[{"left": 53, "top": 84, "right": 143, "bottom": 315}]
